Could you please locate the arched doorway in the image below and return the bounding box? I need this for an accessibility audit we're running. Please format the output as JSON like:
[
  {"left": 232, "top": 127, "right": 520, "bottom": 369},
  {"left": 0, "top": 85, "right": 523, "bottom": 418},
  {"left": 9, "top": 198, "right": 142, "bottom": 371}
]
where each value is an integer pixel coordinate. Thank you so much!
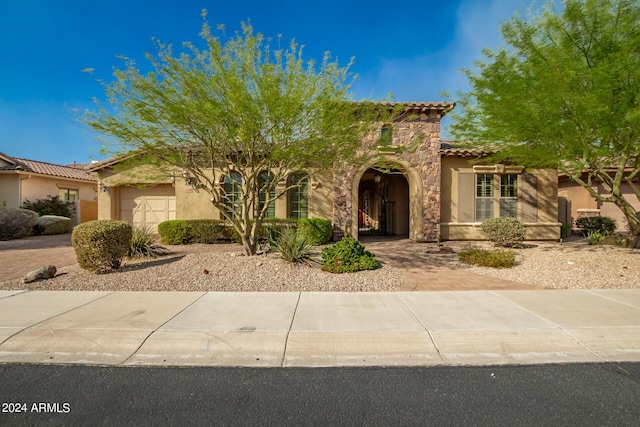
[{"left": 357, "top": 167, "right": 410, "bottom": 237}]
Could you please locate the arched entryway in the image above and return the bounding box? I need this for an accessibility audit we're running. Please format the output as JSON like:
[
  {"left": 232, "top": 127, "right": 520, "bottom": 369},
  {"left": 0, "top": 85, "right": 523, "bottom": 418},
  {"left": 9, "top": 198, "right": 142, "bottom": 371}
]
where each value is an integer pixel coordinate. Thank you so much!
[
  {"left": 357, "top": 168, "right": 409, "bottom": 237},
  {"left": 350, "top": 157, "right": 424, "bottom": 241}
]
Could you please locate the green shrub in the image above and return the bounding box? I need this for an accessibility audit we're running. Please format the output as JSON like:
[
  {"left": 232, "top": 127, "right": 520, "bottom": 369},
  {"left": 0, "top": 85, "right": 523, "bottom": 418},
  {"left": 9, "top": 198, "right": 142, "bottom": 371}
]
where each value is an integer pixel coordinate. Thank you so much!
[
  {"left": 270, "top": 228, "right": 314, "bottom": 263},
  {"left": 575, "top": 216, "right": 617, "bottom": 236},
  {"left": 227, "top": 218, "right": 298, "bottom": 244},
  {"left": 158, "top": 220, "right": 193, "bottom": 244},
  {"left": 481, "top": 217, "right": 526, "bottom": 247},
  {"left": 23, "top": 195, "right": 75, "bottom": 218},
  {"left": 129, "top": 225, "right": 166, "bottom": 258},
  {"left": 297, "top": 218, "right": 332, "bottom": 245},
  {"left": 36, "top": 215, "right": 71, "bottom": 235},
  {"left": 72, "top": 220, "right": 132, "bottom": 273},
  {"left": 188, "top": 219, "right": 230, "bottom": 243},
  {"left": 321, "top": 237, "right": 380, "bottom": 273},
  {"left": 459, "top": 246, "right": 516, "bottom": 269},
  {"left": 0, "top": 207, "right": 39, "bottom": 240}
]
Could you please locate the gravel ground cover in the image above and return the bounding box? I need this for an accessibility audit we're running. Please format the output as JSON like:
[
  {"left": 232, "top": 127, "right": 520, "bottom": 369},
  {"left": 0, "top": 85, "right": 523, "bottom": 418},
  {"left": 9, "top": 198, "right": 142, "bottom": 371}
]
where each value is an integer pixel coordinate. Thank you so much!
[
  {"left": 461, "top": 240, "right": 640, "bottom": 289},
  {"left": 0, "top": 238, "right": 638, "bottom": 291},
  {"left": 0, "top": 243, "right": 404, "bottom": 292}
]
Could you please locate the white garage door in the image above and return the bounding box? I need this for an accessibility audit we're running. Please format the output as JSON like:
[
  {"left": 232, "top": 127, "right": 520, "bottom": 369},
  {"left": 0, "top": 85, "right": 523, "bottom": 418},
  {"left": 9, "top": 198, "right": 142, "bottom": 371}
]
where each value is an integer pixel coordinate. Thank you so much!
[{"left": 120, "top": 185, "right": 176, "bottom": 232}]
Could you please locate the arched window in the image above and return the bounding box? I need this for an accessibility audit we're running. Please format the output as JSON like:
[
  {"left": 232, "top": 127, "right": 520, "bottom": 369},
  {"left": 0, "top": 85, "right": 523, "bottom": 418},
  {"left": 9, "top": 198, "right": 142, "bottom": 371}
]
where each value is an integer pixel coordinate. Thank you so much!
[
  {"left": 222, "top": 172, "right": 242, "bottom": 220},
  {"left": 258, "top": 172, "right": 276, "bottom": 218},
  {"left": 288, "top": 173, "right": 308, "bottom": 219}
]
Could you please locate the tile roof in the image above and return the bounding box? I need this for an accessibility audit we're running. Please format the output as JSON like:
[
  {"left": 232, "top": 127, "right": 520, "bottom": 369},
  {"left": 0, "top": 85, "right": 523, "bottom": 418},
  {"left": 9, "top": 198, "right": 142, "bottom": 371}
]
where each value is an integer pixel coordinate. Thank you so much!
[
  {"left": 439, "top": 140, "right": 492, "bottom": 157},
  {"left": 0, "top": 153, "right": 96, "bottom": 181}
]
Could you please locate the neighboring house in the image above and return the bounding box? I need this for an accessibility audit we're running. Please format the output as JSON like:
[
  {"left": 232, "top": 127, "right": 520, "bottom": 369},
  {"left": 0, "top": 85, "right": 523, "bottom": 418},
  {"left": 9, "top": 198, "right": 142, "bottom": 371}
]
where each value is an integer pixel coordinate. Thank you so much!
[
  {"left": 0, "top": 152, "right": 98, "bottom": 225},
  {"left": 558, "top": 171, "right": 640, "bottom": 232},
  {"left": 89, "top": 102, "right": 561, "bottom": 241}
]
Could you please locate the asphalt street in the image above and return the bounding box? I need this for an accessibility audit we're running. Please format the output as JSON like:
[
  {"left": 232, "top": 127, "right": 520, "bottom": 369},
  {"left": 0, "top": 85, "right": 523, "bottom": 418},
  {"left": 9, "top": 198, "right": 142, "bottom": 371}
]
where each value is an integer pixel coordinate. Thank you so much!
[{"left": 1, "top": 363, "right": 639, "bottom": 426}]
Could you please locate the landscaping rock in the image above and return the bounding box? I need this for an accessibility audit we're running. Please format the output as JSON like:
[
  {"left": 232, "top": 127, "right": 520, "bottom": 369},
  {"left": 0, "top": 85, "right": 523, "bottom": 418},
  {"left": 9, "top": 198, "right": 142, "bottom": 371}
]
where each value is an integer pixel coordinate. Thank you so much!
[
  {"left": 36, "top": 215, "right": 71, "bottom": 235},
  {"left": 23, "top": 265, "right": 57, "bottom": 283}
]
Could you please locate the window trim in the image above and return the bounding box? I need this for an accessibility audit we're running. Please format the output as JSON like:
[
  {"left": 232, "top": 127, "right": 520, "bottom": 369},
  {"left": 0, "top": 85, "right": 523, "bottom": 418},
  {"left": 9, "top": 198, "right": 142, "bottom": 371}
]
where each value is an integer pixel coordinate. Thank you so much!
[{"left": 287, "top": 173, "right": 309, "bottom": 220}]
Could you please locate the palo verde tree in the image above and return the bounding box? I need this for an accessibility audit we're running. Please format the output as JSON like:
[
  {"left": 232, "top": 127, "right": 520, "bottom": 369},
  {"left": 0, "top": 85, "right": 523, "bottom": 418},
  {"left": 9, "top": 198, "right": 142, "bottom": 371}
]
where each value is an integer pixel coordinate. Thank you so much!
[
  {"left": 84, "top": 12, "right": 401, "bottom": 255},
  {"left": 449, "top": 0, "right": 640, "bottom": 247}
]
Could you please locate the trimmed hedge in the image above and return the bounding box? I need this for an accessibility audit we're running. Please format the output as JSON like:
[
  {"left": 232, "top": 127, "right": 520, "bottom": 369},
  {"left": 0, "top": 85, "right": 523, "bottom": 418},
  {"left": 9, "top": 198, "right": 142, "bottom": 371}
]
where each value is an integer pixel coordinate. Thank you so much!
[
  {"left": 297, "top": 218, "right": 332, "bottom": 245},
  {"left": 35, "top": 215, "right": 71, "bottom": 235},
  {"left": 72, "top": 220, "right": 132, "bottom": 273},
  {"left": 157, "top": 218, "right": 333, "bottom": 246},
  {"left": 0, "top": 207, "right": 39, "bottom": 240},
  {"left": 158, "top": 219, "right": 231, "bottom": 244},
  {"left": 458, "top": 246, "right": 516, "bottom": 269}
]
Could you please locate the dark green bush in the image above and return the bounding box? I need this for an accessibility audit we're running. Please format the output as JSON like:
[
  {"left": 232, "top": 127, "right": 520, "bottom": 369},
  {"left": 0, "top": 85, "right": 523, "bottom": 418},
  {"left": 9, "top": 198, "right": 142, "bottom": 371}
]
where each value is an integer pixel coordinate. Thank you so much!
[
  {"left": 72, "top": 220, "right": 132, "bottom": 273},
  {"left": 459, "top": 246, "right": 516, "bottom": 269},
  {"left": 23, "top": 195, "right": 75, "bottom": 218},
  {"left": 158, "top": 219, "right": 233, "bottom": 244},
  {"left": 575, "top": 216, "right": 617, "bottom": 236},
  {"left": 158, "top": 220, "right": 193, "bottom": 244},
  {"left": 188, "top": 219, "right": 231, "bottom": 243},
  {"left": 481, "top": 217, "right": 526, "bottom": 247},
  {"left": 228, "top": 218, "right": 298, "bottom": 244},
  {"left": 0, "top": 207, "right": 39, "bottom": 240},
  {"left": 297, "top": 218, "right": 332, "bottom": 245},
  {"left": 321, "top": 237, "right": 380, "bottom": 273}
]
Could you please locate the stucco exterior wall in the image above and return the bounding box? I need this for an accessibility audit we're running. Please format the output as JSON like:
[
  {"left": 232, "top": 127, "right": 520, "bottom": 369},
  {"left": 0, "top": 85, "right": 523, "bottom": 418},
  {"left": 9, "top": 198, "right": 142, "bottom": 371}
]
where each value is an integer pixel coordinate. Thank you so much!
[
  {"left": 440, "top": 157, "right": 560, "bottom": 241},
  {"left": 0, "top": 175, "right": 20, "bottom": 208},
  {"left": 20, "top": 175, "right": 97, "bottom": 203}
]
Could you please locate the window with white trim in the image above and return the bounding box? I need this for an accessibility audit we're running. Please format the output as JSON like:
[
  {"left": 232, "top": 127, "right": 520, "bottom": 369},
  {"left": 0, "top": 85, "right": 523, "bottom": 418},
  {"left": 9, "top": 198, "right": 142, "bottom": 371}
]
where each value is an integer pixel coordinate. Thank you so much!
[{"left": 475, "top": 173, "right": 518, "bottom": 221}]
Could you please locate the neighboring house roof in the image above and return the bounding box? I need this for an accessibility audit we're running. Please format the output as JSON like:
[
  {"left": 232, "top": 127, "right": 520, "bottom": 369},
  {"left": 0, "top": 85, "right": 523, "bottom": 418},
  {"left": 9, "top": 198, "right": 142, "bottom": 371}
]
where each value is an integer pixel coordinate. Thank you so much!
[
  {"left": 0, "top": 152, "right": 96, "bottom": 181},
  {"left": 439, "top": 141, "right": 491, "bottom": 157}
]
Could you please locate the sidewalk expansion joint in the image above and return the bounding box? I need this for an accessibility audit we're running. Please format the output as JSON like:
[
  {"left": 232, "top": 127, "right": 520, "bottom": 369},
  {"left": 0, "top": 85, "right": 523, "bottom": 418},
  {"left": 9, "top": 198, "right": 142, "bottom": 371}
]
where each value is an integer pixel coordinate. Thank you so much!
[
  {"left": 0, "top": 291, "right": 116, "bottom": 347},
  {"left": 119, "top": 291, "right": 209, "bottom": 366},
  {"left": 395, "top": 293, "right": 449, "bottom": 365},
  {"left": 280, "top": 292, "right": 302, "bottom": 368}
]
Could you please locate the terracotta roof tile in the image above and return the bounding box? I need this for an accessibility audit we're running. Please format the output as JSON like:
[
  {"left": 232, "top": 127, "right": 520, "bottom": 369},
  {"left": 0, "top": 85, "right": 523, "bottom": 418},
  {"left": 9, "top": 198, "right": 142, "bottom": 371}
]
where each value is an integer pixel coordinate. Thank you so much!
[
  {"left": 0, "top": 154, "right": 96, "bottom": 181},
  {"left": 439, "top": 140, "right": 491, "bottom": 157}
]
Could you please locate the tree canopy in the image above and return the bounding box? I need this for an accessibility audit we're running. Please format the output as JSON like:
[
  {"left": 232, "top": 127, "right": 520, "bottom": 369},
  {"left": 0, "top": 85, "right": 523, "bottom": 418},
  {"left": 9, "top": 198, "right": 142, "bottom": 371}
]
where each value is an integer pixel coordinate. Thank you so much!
[
  {"left": 449, "top": 0, "right": 640, "bottom": 246},
  {"left": 84, "top": 13, "right": 400, "bottom": 255}
]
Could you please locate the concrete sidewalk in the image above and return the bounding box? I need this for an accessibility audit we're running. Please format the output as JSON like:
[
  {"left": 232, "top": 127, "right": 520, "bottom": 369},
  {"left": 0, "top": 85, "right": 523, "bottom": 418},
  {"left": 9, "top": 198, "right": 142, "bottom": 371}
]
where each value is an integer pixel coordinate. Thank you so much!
[{"left": 0, "top": 289, "right": 638, "bottom": 367}]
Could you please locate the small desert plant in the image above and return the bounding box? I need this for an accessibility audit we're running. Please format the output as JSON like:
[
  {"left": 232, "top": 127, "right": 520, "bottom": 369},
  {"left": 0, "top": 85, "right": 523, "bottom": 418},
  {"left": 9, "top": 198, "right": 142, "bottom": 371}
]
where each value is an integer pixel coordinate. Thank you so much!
[
  {"left": 0, "top": 207, "right": 39, "bottom": 240},
  {"left": 297, "top": 218, "right": 332, "bottom": 245},
  {"left": 576, "top": 216, "right": 617, "bottom": 236},
  {"left": 321, "top": 237, "right": 380, "bottom": 273},
  {"left": 459, "top": 246, "right": 516, "bottom": 269},
  {"left": 270, "top": 228, "right": 314, "bottom": 263},
  {"left": 128, "top": 225, "right": 165, "bottom": 258},
  {"left": 587, "top": 230, "right": 605, "bottom": 245},
  {"left": 481, "top": 217, "right": 526, "bottom": 247},
  {"left": 72, "top": 220, "right": 132, "bottom": 273},
  {"left": 23, "top": 195, "right": 75, "bottom": 218}
]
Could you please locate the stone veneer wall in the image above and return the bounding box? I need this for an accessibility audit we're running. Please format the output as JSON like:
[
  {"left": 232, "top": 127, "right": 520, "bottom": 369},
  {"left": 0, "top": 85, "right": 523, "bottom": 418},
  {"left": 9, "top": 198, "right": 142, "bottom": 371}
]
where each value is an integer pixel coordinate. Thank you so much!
[{"left": 332, "top": 110, "right": 443, "bottom": 242}]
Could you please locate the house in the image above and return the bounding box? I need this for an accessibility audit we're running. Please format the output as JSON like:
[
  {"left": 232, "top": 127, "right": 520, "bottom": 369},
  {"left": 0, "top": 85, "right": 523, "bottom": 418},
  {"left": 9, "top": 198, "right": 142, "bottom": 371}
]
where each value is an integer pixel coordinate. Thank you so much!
[
  {"left": 89, "top": 102, "right": 561, "bottom": 241},
  {"left": 0, "top": 152, "right": 98, "bottom": 225},
  {"left": 558, "top": 170, "right": 640, "bottom": 232}
]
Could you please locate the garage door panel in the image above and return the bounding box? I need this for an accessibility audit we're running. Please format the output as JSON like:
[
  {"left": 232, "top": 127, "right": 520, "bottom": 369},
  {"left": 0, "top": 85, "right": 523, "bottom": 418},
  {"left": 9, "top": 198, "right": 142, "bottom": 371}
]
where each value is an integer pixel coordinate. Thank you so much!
[{"left": 120, "top": 186, "right": 176, "bottom": 231}]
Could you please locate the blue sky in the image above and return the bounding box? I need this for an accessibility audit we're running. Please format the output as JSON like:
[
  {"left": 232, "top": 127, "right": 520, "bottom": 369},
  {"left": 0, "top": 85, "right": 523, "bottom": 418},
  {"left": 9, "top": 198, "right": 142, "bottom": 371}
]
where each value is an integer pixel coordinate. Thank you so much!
[{"left": 0, "top": 0, "right": 537, "bottom": 165}]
